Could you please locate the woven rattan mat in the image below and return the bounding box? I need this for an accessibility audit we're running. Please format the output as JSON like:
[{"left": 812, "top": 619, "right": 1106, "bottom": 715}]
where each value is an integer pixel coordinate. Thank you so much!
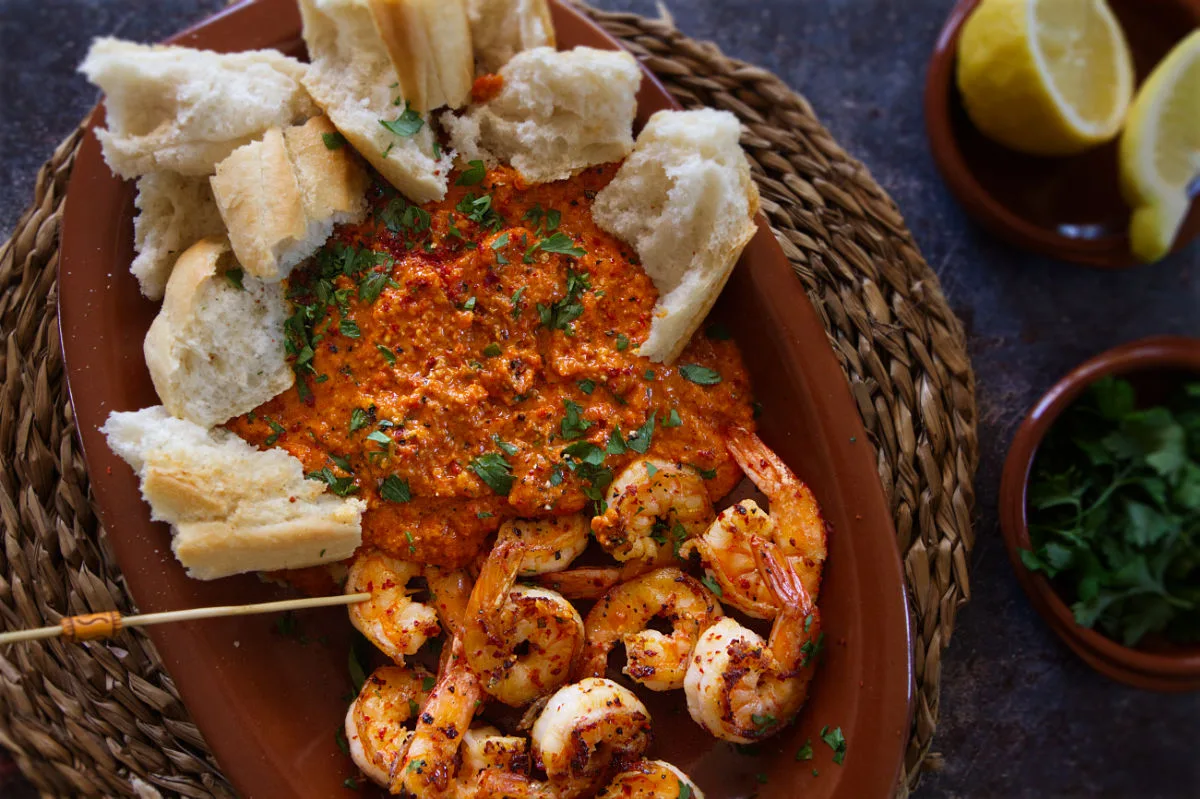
[{"left": 0, "top": 4, "right": 978, "bottom": 796}]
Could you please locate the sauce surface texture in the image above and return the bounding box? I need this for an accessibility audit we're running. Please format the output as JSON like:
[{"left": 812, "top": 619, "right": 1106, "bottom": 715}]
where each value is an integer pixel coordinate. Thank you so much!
[{"left": 227, "top": 164, "right": 755, "bottom": 567}]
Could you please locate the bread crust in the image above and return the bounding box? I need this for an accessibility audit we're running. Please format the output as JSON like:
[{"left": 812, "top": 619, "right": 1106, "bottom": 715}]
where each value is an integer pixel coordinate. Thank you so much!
[{"left": 368, "top": 0, "right": 474, "bottom": 113}]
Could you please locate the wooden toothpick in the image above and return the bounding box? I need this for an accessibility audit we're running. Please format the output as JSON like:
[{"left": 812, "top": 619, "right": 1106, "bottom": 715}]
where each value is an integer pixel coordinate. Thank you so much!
[{"left": 0, "top": 593, "right": 371, "bottom": 645}]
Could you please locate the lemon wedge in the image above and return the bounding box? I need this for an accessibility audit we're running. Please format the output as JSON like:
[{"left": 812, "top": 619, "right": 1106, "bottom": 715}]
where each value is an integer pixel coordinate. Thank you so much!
[
  {"left": 957, "top": 0, "right": 1134, "bottom": 156},
  {"left": 1119, "top": 30, "right": 1200, "bottom": 263}
]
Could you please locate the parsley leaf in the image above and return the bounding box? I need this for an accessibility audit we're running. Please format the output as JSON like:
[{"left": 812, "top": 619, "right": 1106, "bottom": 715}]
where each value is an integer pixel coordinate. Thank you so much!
[
  {"left": 306, "top": 468, "right": 358, "bottom": 497},
  {"left": 538, "top": 268, "right": 591, "bottom": 331},
  {"left": 483, "top": 342, "right": 502, "bottom": 358},
  {"left": 795, "top": 740, "right": 814, "bottom": 761},
  {"left": 376, "top": 344, "right": 397, "bottom": 365},
  {"left": 679, "top": 364, "right": 722, "bottom": 385},
  {"left": 492, "top": 435, "right": 518, "bottom": 456},
  {"left": 664, "top": 408, "right": 682, "bottom": 427},
  {"left": 380, "top": 104, "right": 424, "bottom": 137},
  {"left": 537, "top": 232, "right": 586, "bottom": 258},
  {"left": 701, "top": 574, "right": 723, "bottom": 596},
  {"left": 677, "top": 781, "right": 692, "bottom": 799},
  {"left": 615, "top": 333, "right": 630, "bottom": 351},
  {"left": 322, "top": 131, "right": 346, "bottom": 150},
  {"left": 471, "top": 453, "right": 514, "bottom": 495},
  {"left": 380, "top": 475, "right": 411, "bottom": 503},
  {"left": 626, "top": 413, "right": 656, "bottom": 454},
  {"left": 456, "top": 159, "right": 487, "bottom": 186},
  {"left": 561, "top": 399, "right": 592, "bottom": 440},
  {"left": 350, "top": 408, "right": 369, "bottom": 433},
  {"left": 223, "top": 268, "right": 245, "bottom": 290},
  {"left": 577, "top": 379, "right": 596, "bottom": 395},
  {"left": 264, "top": 417, "right": 286, "bottom": 446},
  {"left": 820, "top": 725, "right": 847, "bottom": 765}
]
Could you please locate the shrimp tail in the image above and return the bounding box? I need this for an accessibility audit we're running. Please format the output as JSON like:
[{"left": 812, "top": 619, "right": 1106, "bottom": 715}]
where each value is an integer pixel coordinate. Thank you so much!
[
  {"left": 725, "top": 427, "right": 790, "bottom": 492},
  {"left": 753, "top": 538, "right": 822, "bottom": 672},
  {"left": 468, "top": 539, "right": 525, "bottom": 617}
]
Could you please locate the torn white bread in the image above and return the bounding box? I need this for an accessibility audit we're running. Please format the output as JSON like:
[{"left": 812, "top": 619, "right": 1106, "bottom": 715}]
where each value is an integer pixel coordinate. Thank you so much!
[
  {"left": 466, "top": 0, "right": 555, "bottom": 74},
  {"left": 592, "top": 109, "right": 760, "bottom": 364},
  {"left": 367, "top": 0, "right": 473, "bottom": 113},
  {"left": 144, "top": 237, "right": 294, "bottom": 429},
  {"left": 102, "top": 406, "right": 365, "bottom": 580},
  {"left": 210, "top": 116, "right": 367, "bottom": 281},
  {"left": 444, "top": 46, "right": 641, "bottom": 184},
  {"left": 299, "top": 0, "right": 454, "bottom": 203},
  {"left": 131, "top": 172, "right": 225, "bottom": 300},
  {"left": 79, "top": 37, "right": 318, "bottom": 178}
]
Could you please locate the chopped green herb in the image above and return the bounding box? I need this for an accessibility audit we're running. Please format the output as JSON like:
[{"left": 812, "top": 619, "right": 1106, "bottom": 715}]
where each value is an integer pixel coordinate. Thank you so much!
[
  {"left": 679, "top": 364, "right": 722, "bottom": 385},
  {"left": 343, "top": 777, "right": 359, "bottom": 790},
  {"left": 690, "top": 463, "right": 718, "bottom": 480},
  {"left": 408, "top": 698, "right": 420, "bottom": 717},
  {"left": 456, "top": 159, "right": 487, "bottom": 186},
  {"left": 664, "top": 408, "right": 682, "bottom": 428},
  {"left": 615, "top": 333, "right": 630, "bottom": 351},
  {"left": 644, "top": 369, "right": 655, "bottom": 381},
  {"left": 606, "top": 427, "right": 627, "bottom": 455},
  {"left": 477, "top": 511, "right": 494, "bottom": 519},
  {"left": 820, "top": 725, "right": 847, "bottom": 765},
  {"left": 306, "top": 468, "right": 358, "bottom": 496},
  {"left": 223, "top": 268, "right": 245, "bottom": 290},
  {"left": 339, "top": 319, "right": 361, "bottom": 339},
  {"left": 462, "top": 296, "right": 477, "bottom": 311},
  {"left": 404, "top": 530, "right": 416, "bottom": 553},
  {"left": 795, "top": 740, "right": 814, "bottom": 761},
  {"left": 510, "top": 287, "right": 525, "bottom": 318},
  {"left": 577, "top": 379, "right": 596, "bottom": 395},
  {"left": 537, "top": 231, "right": 586, "bottom": 258},
  {"left": 421, "top": 675, "right": 436, "bottom": 691},
  {"left": 380, "top": 475, "right": 411, "bottom": 503},
  {"left": 407, "top": 758, "right": 426, "bottom": 773},
  {"left": 483, "top": 342, "right": 503, "bottom": 358},
  {"left": 456, "top": 192, "right": 504, "bottom": 230},
  {"left": 491, "top": 232, "right": 510, "bottom": 264},
  {"left": 560, "top": 399, "right": 592, "bottom": 440},
  {"left": 626, "top": 413, "right": 656, "bottom": 454},
  {"left": 350, "top": 408, "right": 369, "bottom": 433},
  {"left": 471, "top": 453, "right": 514, "bottom": 495},
  {"left": 358, "top": 270, "right": 391, "bottom": 304},
  {"left": 644, "top": 461, "right": 659, "bottom": 477},
  {"left": 800, "top": 632, "right": 826, "bottom": 667},
  {"left": 376, "top": 344, "right": 397, "bottom": 365},
  {"left": 330, "top": 453, "right": 353, "bottom": 472},
  {"left": 264, "top": 417, "right": 286, "bottom": 446},
  {"left": 366, "top": 430, "right": 391, "bottom": 447},
  {"left": 380, "top": 104, "right": 424, "bottom": 137},
  {"left": 677, "top": 781, "right": 692, "bottom": 799},
  {"left": 701, "top": 574, "right": 723, "bottom": 596},
  {"left": 751, "top": 712, "right": 776, "bottom": 730},
  {"left": 492, "top": 435, "right": 518, "bottom": 456},
  {"left": 538, "top": 268, "right": 591, "bottom": 331},
  {"left": 322, "top": 131, "right": 346, "bottom": 150}
]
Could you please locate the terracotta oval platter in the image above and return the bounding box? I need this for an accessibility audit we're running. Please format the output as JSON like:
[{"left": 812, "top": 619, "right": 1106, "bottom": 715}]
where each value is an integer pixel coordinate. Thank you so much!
[{"left": 58, "top": 1, "right": 913, "bottom": 796}]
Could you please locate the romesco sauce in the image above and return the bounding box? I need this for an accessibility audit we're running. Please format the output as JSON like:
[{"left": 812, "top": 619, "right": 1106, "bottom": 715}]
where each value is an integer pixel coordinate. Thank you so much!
[{"left": 227, "top": 164, "right": 755, "bottom": 568}]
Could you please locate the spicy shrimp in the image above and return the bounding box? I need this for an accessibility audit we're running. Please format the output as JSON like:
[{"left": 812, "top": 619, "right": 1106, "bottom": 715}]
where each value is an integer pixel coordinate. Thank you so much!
[
  {"left": 424, "top": 565, "right": 473, "bottom": 637},
  {"left": 463, "top": 539, "right": 585, "bottom": 706},
  {"left": 579, "top": 568, "right": 723, "bottom": 691},
  {"left": 347, "top": 551, "right": 441, "bottom": 663},
  {"left": 397, "top": 635, "right": 484, "bottom": 797},
  {"left": 684, "top": 539, "right": 823, "bottom": 743},
  {"left": 344, "top": 664, "right": 432, "bottom": 790},
  {"left": 684, "top": 428, "right": 828, "bottom": 615},
  {"left": 598, "top": 761, "right": 706, "bottom": 799},
  {"left": 457, "top": 725, "right": 531, "bottom": 798},
  {"left": 500, "top": 515, "right": 590, "bottom": 576},
  {"left": 591, "top": 460, "right": 714, "bottom": 566}
]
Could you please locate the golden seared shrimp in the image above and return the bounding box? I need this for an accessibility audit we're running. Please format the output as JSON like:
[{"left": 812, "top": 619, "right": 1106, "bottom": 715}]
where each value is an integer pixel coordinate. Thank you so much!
[
  {"left": 397, "top": 636, "right": 483, "bottom": 797},
  {"left": 457, "top": 725, "right": 531, "bottom": 798},
  {"left": 598, "top": 760, "right": 706, "bottom": 799},
  {"left": 532, "top": 678, "right": 654, "bottom": 797},
  {"left": 534, "top": 561, "right": 651, "bottom": 600},
  {"left": 684, "top": 540, "right": 823, "bottom": 743},
  {"left": 347, "top": 551, "right": 441, "bottom": 663},
  {"left": 424, "top": 565, "right": 473, "bottom": 637},
  {"left": 344, "top": 664, "right": 432, "bottom": 790},
  {"left": 500, "top": 515, "right": 590, "bottom": 576},
  {"left": 579, "top": 568, "right": 723, "bottom": 691},
  {"left": 464, "top": 539, "right": 586, "bottom": 706},
  {"left": 681, "top": 500, "right": 791, "bottom": 619},
  {"left": 591, "top": 460, "right": 714, "bottom": 565},
  {"left": 717, "top": 427, "right": 828, "bottom": 603}
]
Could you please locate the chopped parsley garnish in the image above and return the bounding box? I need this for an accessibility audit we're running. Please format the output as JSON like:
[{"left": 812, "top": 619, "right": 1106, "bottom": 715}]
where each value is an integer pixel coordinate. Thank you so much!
[
  {"left": 751, "top": 712, "right": 776, "bottom": 731},
  {"left": 644, "top": 462, "right": 659, "bottom": 477},
  {"left": 492, "top": 435, "right": 518, "bottom": 456},
  {"left": 462, "top": 296, "right": 477, "bottom": 311},
  {"left": 471, "top": 453, "right": 514, "bottom": 495},
  {"left": 625, "top": 413, "right": 655, "bottom": 454},
  {"left": 679, "top": 364, "right": 722, "bottom": 385},
  {"left": 537, "top": 231, "right": 586, "bottom": 258},
  {"left": 380, "top": 104, "right": 424, "bottom": 137},
  {"left": 559, "top": 441, "right": 613, "bottom": 506},
  {"left": 538, "top": 268, "right": 591, "bottom": 331},
  {"left": 357, "top": 270, "right": 392, "bottom": 304},
  {"left": 404, "top": 530, "right": 416, "bottom": 553},
  {"left": 510, "top": 287, "right": 525, "bottom": 318},
  {"left": 376, "top": 344, "right": 397, "bottom": 365},
  {"left": 560, "top": 399, "right": 592, "bottom": 440},
  {"left": 664, "top": 408, "right": 682, "bottom": 427},
  {"left": 800, "top": 632, "right": 826, "bottom": 667},
  {"left": 577, "top": 379, "right": 596, "bottom": 395},
  {"left": 343, "top": 777, "right": 359, "bottom": 790},
  {"left": 483, "top": 342, "right": 503, "bottom": 358},
  {"left": 795, "top": 740, "right": 814, "bottom": 761},
  {"left": 350, "top": 408, "right": 369, "bottom": 433},
  {"left": 264, "top": 417, "right": 286, "bottom": 446},
  {"left": 677, "top": 781, "right": 692, "bottom": 799},
  {"left": 456, "top": 159, "right": 487, "bottom": 186},
  {"left": 477, "top": 511, "right": 494, "bottom": 519},
  {"left": 606, "top": 427, "right": 628, "bottom": 455},
  {"left": 421, "top": 675, "right": 436, "bottom": 691},
  {"left": 407, "top": 758, "right": 426, "bottom": 774},
  {"left": 615, "top": 333, "right": 630, "bottom": 351},
  {"left": 522, "top": 204, "right": 562, "bottom": 235},
  {"left": 491, "top": 232, "right": 510, "bottom": 264},
  {"left": 701, "top": 574, "right": 723, "bottom": 596},
  {"left": 381, "top": 196, "right": 431, "bottom": 237},
  {"left": 306, "top": 468, "right": 358, "bottom": 497},
  {"left": 820, "top": 725, "right": 847, "bottom": 765},
  {"left": 366, "top": 430, "right": 391, "bottom": 448},
  {"left": 330, "top": 453, "right": 353, "bottom": 472},
  {"left": 691, "top": 463, "right": 717, "bottom": 480},
  {"left": 339, "top": 319, "right": 361, "bottom": 338},
  {"left": 223, "top": 267, "right": 245, "bottom": 290},
  {"left": 321, "top": 131, "right": 346, "bottom": 150},
  {"left": 456, "top": 193, "right": 504, "bottom": 230}
]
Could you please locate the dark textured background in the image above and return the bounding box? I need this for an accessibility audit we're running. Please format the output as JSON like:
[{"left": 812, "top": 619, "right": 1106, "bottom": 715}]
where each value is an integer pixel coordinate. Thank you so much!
[{"left": 2, "top": 1, "right": 1198, "bottom": 797}]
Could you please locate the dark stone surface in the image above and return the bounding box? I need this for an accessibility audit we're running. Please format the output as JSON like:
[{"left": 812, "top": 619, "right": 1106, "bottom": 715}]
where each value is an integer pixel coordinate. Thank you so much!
[{"left": 2, "top": 1, "right": 1197, "bottom": 797}]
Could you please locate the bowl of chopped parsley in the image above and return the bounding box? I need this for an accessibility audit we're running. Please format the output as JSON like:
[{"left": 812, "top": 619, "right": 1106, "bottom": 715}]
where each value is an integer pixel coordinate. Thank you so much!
[{"left": 1000, "top": 336, "right": 1200, "bottom": 691}]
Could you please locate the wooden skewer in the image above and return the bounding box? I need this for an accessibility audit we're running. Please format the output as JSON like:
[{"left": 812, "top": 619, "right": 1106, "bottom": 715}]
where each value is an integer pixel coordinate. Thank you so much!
[{"left": 0, "top": 593, "right": 371, "bottom": 645}]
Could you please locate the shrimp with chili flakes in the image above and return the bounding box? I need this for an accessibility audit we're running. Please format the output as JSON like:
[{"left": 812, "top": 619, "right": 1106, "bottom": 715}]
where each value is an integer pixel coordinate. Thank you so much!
[
  {"left": 598, "top": 760, "right": 706, "bottom": 799},
  {"left": 502, "top": 514, "right": 590, "bottom": 576},
  {"left": 579, "top": 567, "right": 723, "bottom": 691},
  {"left": 532, "top": 561, "right": 649, "bottom": 601},
  {"left": 397, "top": 635, "right": 484, "bottom": 797},
  {"left": 591, "top": 459, "right": 715, "bottom": 566},
  {"left": 423, "top": 565, "right": 473, "bottom": 637},
  {"left": 457, "top": 725, "right": 531, "bottom": 798},
  {"left": 344, "top": 664, "right": 432, "bottom": 790},
  {"left": 684, "top": 539, "right": 823, "bottom": 744},
  {"left": 347, "top": 551, "right": 441, "bottom": 663},
  {"left": 463, "top": 538, "right": 585, "bottom": 706},
  {"left": 687, "top": 427, "right": 828, "bottom": 610}
]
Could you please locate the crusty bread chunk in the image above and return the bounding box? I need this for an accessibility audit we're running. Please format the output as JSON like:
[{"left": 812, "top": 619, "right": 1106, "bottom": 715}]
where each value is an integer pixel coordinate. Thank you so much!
[
  {"left": 299, "top": 0, "right": 454, "bottom": 203},
  {"left": 210, "top": 117, "right": 367, "bottom": 281},
  {"left": 592, "top": 109, "right": 760, "bottom": 364},
  {"left": 466, "top": 0, "right": 555, "bottom": 74},
  {"left": 445, "top": 46, "right": 640, "bottom": 184},
  {"left": 144, "top": 237, "right": 294, "bottom": 428},
  {"left": 79, "top": 37, "right": 318, "bottom": 178},
  {"left": 368, "top": 0, "right": 473, "bottom": 113},
  {"left": 131, "top": 172, "right": 225, "bottom": 300},
  {"left": 102, "top": 406, "right": 365, "bottom": 580}
]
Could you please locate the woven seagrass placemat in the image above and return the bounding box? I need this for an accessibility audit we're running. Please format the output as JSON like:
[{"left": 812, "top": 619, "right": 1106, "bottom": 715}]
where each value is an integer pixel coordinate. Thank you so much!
[{"left": 0, "top": 4, "right": 978, "bottom": 796}]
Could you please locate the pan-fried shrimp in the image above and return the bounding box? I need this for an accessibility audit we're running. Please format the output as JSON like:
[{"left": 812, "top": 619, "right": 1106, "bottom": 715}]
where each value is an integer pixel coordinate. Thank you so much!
[
  {"left": 457, "top": 724, "right": 531, "bottom": 797},
  {"left": 598, "top": 760, "right": 706, "bottom": 799},
  {"left": 684, "top": 539, "right": 823, "bottom": 743},
  {"left": 424, "top": 565, "right": 473, "bottom": 638},
  {"left": 501, "top": 515, "right": 590, "bottom": 576},
  {"left": 711, "top": 427, "right": 828, "bottom": 603},
  {"left": 347, "top": 551, "right": 441, "bottom": 663},
  {"left": 591, "top": 460, "right": 714, "bottom": 566},
  {"left": 579, "top": 568, "right": 723, "bottom": 691},
  {"left": 344, "top": 664, "right": 432, "bottom": 790},
  {"left": 533, "top": 677, "right": 653, "bottom": 797},
  {"left": 464, "top": 539, "right": 585, "bottom": 706},
  {"left": 397, "top": 636, "right": 483, "bottom": 797}
]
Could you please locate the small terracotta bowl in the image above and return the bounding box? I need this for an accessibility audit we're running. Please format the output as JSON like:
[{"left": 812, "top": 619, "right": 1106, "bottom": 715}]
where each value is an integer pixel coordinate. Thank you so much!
[
  {"left": 925, "top": 0, "right": 1200, "bottom": 268},
  {"left": 1000, "top": 336, "right": 1200, "bottom": 692}
]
